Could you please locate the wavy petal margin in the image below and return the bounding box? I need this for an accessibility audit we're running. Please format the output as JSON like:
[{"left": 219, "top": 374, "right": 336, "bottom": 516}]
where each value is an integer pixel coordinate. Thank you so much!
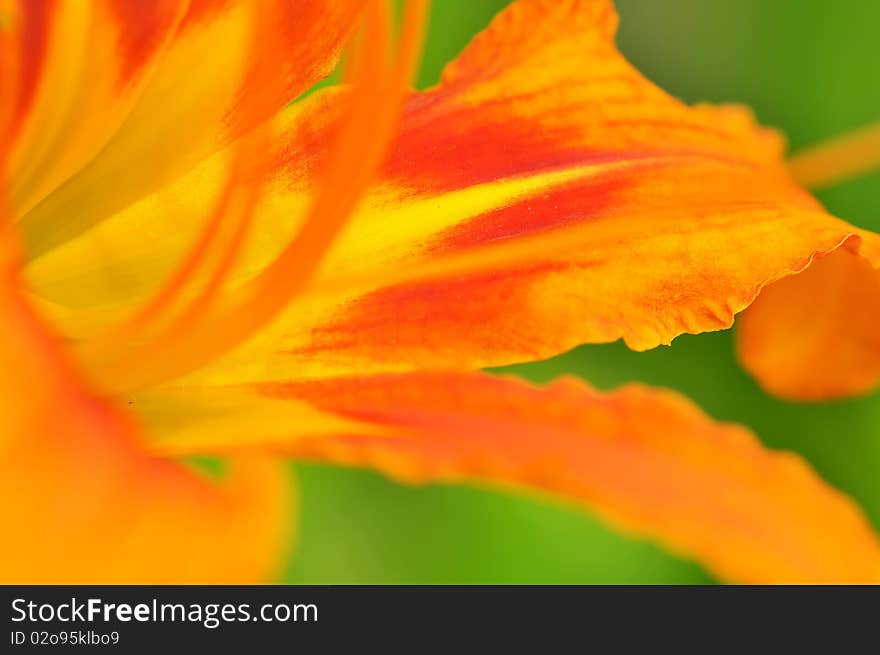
[
  {"left": 27, "top": 0, "right": 880, "bottom": 400},
  {"left": 144, "top": 371, "right": 880, "bottom": 584}
]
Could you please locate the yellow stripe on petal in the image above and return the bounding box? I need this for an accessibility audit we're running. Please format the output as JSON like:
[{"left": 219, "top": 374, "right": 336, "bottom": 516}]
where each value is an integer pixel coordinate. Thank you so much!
[
  {"left": 134, "top": 383, "right": 379, "bottom": 457},
  {"left": 149, "top": 371, "right": 880, "bottom": 584}
]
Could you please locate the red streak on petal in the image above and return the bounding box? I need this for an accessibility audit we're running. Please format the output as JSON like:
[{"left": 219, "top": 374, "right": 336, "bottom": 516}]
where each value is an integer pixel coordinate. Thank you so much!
[
  {"left": 430, "top": 172, "right": 633, "bottom": 252},
  {"left": 294, "top": 262, "right": 586, "bottom": 361},
  {"left": 382, "top": 95, "right": 594, "bottom": 192},
  {"left": 179, "top": 0, "right": 234, "bottom": 32},
  {"left": 267, "top": 93, "right": 629, "bottom": 197},
  {"left": 105, "top": 0, "right": 180, "bottom": 87},
  {"left": 224, "top": 1, "right": 363, "bottom": 141},
  {"left": 12, "top": 0, "right": 52, "bottom": 138}
]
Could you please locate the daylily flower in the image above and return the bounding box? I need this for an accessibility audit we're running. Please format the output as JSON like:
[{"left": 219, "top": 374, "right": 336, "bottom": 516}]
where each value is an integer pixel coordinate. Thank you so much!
[{"left": 2, "top": 0, "right": 880, "bottom": 584}]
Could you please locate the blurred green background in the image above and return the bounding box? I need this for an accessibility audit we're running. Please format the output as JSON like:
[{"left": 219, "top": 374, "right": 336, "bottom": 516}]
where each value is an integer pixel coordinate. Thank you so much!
[{"left": 285, "top": 0, "right": 880, "bottom": 583}]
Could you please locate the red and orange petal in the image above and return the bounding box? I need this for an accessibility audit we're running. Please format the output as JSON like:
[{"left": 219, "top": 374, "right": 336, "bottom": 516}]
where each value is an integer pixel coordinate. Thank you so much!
[
  {"left": 146, "top": 370, "right": 880, "bottom": 584},
  {"left": 5, "top": 0, "right": 365, "bottom": 259},
  {"left": 0, "top": 275, "right": 291, "bottom": 583},
  {"left": 27, "top": 0, "right": 880, "bottom": 400}
]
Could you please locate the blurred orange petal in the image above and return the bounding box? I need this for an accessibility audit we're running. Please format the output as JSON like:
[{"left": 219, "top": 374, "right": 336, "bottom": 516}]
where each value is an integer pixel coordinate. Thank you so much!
[
  {"left": 738, "top": 243, "right": 880, "bottom": 400},
  {"left": 150, "top": 370, "right": 880, "bottom": 584},
  {"left": 0, "top": 276, "right": 291, "bottom": 583}
]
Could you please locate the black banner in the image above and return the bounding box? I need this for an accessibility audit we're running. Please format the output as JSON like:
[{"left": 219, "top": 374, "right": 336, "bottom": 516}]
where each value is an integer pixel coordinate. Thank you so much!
[{"left": 2, "top": 585, "right": 876, "bottom": 651}]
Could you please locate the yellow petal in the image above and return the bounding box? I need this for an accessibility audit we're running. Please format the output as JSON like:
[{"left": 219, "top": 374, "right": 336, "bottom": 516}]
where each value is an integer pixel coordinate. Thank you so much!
[
  {"left": 6, "top": 1, "right": 185, "bottom": 223},
  {"left": 11, "top": 0, "right": 364, "bottom": 258}
]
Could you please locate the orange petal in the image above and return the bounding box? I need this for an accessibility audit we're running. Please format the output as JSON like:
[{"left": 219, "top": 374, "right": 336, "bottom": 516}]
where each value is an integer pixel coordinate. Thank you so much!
[
  {"left": 0, "top": 275, "right": 291, "bottom": 583},
  {"left": 11, "top": 0, "right": 364, "bottom": 258},
  {"left": 28, "top": 0, "right": 880, "bottom": 398},
  {"left": 145, "top": 370, "right": 880, "bottom": 584},
  {"left": 201, "top": 0, "right": 878, "bottom": 383},
  {"left": 737, "top": 243, "right": 880, "bottom": 400},
  {"left": 270, "top": 0, "right": 873, "bottom": 379}
]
